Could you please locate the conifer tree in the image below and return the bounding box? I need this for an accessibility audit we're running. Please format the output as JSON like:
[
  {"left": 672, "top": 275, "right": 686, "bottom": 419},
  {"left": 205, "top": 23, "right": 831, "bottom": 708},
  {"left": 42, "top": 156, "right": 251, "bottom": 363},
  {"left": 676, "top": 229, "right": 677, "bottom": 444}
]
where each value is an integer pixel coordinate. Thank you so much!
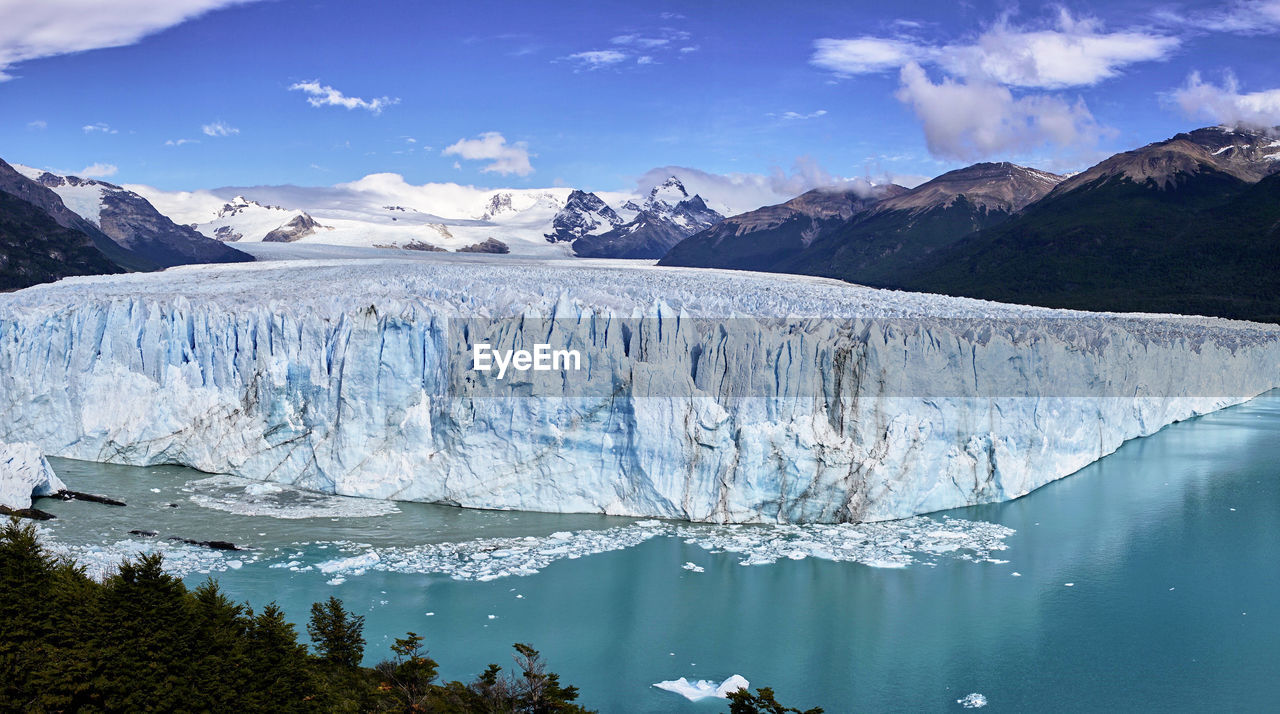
[{"left": 308, "top": 595, "right": 367, "bottom": 668}]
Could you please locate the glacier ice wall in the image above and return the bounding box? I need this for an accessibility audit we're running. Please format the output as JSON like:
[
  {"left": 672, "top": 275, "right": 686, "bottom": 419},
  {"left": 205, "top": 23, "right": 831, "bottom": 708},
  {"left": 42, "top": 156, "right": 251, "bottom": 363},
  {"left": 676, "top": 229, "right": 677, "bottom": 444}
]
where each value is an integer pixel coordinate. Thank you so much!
[
  {"left": 0, "top": 442, "right": 65, "bottom": 509},
  {"left": 1, "top": 259, "right": 1278, "bottom": 523}
]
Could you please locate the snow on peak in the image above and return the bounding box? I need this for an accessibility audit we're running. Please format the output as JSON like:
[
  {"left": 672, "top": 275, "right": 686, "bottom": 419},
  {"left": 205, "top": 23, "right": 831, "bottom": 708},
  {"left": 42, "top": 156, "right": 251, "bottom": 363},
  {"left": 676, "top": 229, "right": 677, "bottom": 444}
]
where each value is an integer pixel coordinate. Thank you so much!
[
  {"left": 12, "top": 165, "right": 112, "bottom": 226},
  {"left": 479, "top": 192, "right": 516, "bottom": 220},
  {"left": 647, "top": 176, "right": 690, "bottom": 209}
]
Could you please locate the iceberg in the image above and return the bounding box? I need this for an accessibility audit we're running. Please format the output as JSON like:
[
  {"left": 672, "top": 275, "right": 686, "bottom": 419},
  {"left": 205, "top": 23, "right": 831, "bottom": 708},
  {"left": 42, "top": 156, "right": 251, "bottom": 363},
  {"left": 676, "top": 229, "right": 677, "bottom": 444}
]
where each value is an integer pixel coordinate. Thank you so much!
[
  {"left": 653, "top": 674, "right": 750, "bottom": 701},
  {"left": 0, "top": 442, "right": 66, "bottom": 510},
  {"left": 1, "top": 258, "right": 1278, "bottom": 523}
]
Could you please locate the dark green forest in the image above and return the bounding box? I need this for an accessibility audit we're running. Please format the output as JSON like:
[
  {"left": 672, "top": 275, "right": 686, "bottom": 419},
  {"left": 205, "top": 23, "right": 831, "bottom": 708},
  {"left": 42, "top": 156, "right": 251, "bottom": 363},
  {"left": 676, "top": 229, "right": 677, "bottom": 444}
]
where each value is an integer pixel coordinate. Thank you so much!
[{"left": 1, "top": 519, "right": 819, "bottom": 713}]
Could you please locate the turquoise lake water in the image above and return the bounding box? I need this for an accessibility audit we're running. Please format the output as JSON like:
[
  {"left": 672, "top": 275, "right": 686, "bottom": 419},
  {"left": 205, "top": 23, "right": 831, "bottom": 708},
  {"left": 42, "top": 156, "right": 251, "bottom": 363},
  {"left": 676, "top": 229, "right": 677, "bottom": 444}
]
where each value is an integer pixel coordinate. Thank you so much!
[{"left": 35, "top": 393, "right": 1280, "bottom": 713}]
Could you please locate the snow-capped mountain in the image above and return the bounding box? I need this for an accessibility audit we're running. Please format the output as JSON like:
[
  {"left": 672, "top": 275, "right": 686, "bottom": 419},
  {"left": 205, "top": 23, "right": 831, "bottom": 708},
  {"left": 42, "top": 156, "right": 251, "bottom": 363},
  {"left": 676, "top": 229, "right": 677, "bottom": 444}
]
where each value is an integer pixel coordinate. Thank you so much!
[
  {"left": 544, "top": 190, "right": 624, "bottom": 243},
  {"left": 0, "top": 159, "right": 126, "bottom": 290},
  {"left": 135, "top": 175, "right": 717, "bottom": 258},
  {"left": 12, "top": 166, "right": 251, "bottom": 267},
  {"left": 572, "top": 177, "right": 724, "bottom": 259}
]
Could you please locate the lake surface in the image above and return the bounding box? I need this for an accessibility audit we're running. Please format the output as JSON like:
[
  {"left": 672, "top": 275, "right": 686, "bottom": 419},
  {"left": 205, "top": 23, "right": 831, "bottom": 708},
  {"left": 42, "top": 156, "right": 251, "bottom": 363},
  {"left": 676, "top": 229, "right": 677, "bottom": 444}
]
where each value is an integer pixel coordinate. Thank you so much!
[{"left": 35, "top": 393, "right": 1280, "bottom": 713}]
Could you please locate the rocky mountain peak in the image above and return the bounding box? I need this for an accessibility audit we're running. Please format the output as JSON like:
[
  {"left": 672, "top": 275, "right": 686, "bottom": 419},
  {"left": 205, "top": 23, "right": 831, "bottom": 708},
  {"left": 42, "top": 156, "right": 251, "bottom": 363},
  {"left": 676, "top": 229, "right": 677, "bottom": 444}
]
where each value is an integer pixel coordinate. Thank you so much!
[
  {"left": 480, "top": 192, "right": 516, "bottom": 220},
  {"left": 544, "top": 190, "right": 624, "bottom": 243},
  {"left": 263, "top": 212, "right": 327, "bottom": 243},
  {"left": 1052, "top": 125, "right": 1280, "bottom": 195},
  {"left": 216, "top": 196, "right": 283, "bottom": 219},
  {"left": 875, "top": 162, "right": 1063, "bottom": 215},
  {"left": 646, "top": 176, "right": 690, "bottom": 209}
]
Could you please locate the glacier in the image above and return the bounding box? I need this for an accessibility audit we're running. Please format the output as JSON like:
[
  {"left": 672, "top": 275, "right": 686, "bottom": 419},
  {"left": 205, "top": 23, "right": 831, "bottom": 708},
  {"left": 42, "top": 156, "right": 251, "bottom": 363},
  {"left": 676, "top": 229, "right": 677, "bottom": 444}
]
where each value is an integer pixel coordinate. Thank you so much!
[
  {"left": 0, "top": 442, "right": 65, "bottom": 510},
  {"left": 1, "top": 255, "right": 1278, "bottom": 522}
]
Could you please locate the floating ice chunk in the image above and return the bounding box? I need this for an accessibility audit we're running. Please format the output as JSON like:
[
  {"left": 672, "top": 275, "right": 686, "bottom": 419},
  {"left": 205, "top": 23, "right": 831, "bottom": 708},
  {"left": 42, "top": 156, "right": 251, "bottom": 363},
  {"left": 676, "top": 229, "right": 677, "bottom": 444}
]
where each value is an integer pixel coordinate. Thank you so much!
[
  {"left": 260, "top": 515, "right": 1014, "bottom": 583},
  {"left": 150, "top": 488, "right": 161, "bottom": 493},
  {"left": 188, "top": 476, "right": 399, "bottom": 519},
  {"left": 326, "top": 577, "right": 346, "bottom": 586},
  {"left": 317, "top": 552, "right": 381, "bottom": 575},
  {"left": 1064, "top": 583, "right": 1074, "bottom": 587},
  {"left": 226, "top": 560, "right": 243, "bottom": 569},
  {"left": 39, "top": 531, "right": 255, "bottom": 581},
  {"left": 862, "top": 559, "right": 909, "bottom": 569},
  {"left": 244, "top": 482, "right": 284, "bottom": 496},
  {"left": 957, "top": 692, "right": 988, "bottom": 708},
  {"left": 653, "top": 674, "right": 749, "bottom": 701}
]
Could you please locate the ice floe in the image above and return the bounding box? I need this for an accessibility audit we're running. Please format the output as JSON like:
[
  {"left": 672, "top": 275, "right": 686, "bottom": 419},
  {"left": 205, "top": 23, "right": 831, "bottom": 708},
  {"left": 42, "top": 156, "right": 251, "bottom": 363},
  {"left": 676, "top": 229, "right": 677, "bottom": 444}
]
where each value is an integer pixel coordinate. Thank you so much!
[
  {"left": 676, "top": 516, "right": 1015, "bottom": 569},
  {"left": 187, "top": 476, "right": 400, "bottom": 519},
  {"left": 653, "top": 674, "right": 750, "bottom": 701},
  {"left": 282, "top": 515, "right": 1014, "bottom": 582},
  {"left": 39, "top": 529, "right": 259, "bottom": 581},
  {"left": 957, "top": 692, "right": 988, "bottom": 708}
]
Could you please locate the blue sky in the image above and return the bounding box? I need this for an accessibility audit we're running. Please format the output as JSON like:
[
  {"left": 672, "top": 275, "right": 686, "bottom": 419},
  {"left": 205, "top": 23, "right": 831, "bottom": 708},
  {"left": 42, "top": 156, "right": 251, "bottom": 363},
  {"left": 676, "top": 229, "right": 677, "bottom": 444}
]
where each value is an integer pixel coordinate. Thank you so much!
[{"left": 2, "top": 0, "right": 1279, "bottom": 198}]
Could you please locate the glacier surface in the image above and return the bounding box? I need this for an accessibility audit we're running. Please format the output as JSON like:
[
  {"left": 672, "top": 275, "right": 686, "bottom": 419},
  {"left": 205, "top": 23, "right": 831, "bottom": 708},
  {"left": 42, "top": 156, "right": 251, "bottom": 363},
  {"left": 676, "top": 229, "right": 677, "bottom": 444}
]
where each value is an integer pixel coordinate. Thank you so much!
[{"left": 1, "top": 257, "right": 1278, "bottom": 522}]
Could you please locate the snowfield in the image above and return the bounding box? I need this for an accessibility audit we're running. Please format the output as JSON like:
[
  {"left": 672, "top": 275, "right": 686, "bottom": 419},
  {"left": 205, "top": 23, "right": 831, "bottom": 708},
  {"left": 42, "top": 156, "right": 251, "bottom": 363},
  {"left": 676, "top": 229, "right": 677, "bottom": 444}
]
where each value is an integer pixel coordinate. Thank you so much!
[{"left": 1, "top": 255, "right": 1278, "bottom": 521}]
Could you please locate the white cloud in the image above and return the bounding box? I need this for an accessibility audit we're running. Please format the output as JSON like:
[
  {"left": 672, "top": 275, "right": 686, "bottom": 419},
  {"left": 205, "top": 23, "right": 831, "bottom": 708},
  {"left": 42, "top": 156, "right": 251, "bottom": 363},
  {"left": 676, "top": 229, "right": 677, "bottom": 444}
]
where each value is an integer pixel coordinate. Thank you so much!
[
  {"left": 564, "top": 50, "right": 627, "bottom": 69},
  {"left": 1171, "top": 72, "right": 1280, "bottom": 129},
  {"left": 567, "top": 27, "right": 693, "bottom": 69},
  {"left": 442, "top": 132, "right": 534, "bottom": 176},
  {"left": 27, "top": 120, "right": 46, "bottom": 130},
  {"left": 679, "top": 45, "right": 699, "bottom": 53},
  {"left": 82, "top": 122, "right": 117, "bottom": 134},
  {"left": 77, "top": 162, "right": 117, "bottom": 178},
  {"left": 0, "top": 0, "right": 259, "bottom": 81},
  {"left": 811, "top": 11, "right": 1148, "bottom": 161},
  {"left": 894, "top": 62, "right": 1108, "bottom": 162},
  {"left": 1191, "top": 0, "right": 1280, "bottom": 34},
  {"left": 812, "top": 37, "right": 923, "bottom": 75},
  {"left": 611, "top": 33, "right": 670, "bottom": 48},
  {"left": 779, "top": 110, "right": 828, "bottom": 120},
  {"left": 201, "top": 120, "right": 239, "bottom": 137},
  {"left": 165, "top": 138, "right": 199, "bottom": 146},
  {"left": 289, "top": 80, "right": 399, "bottom": 114},
  {"left": 812, "top": 10, "right": 1177, "bottom": 89},
  {"left": 942, "top": 13, "right": 1179, "bottom": 89}
]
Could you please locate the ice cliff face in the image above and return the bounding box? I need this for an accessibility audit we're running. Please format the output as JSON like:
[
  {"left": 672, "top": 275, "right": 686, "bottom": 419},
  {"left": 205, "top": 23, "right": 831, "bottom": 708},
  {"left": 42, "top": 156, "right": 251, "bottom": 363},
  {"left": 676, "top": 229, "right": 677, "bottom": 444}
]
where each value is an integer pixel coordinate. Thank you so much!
[
  {"left": 0, "top": 443, "right": 65, "bottom": 510},
  {"left": 1, "top": 258, "right": 1278, "bottom": 523}
]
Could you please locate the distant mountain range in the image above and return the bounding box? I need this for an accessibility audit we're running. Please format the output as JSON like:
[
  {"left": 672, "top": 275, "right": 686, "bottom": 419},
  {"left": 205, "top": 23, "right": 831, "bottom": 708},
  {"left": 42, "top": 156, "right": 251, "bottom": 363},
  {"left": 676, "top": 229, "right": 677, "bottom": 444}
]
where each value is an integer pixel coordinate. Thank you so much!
[
  {"left": 6, "top": 126, "right": 1279, "bottom": 322},
  {"left": 663, "top": 126, "right": 1280, "bottom": 323},
  {"left": 662, "top": 162, "right": 1062, "bottom": 279},
  {"left": 0, "top": 159, "right": 252, "bottom": 291},
  {"left": 156, "top": 175, "right": 721, "bottom": 260},
  {"left": 895, "top": 127, "right": 1280, "bottom": 321},
  {"left": 570, "top": 177, "right": 723, "bottom": 258}
]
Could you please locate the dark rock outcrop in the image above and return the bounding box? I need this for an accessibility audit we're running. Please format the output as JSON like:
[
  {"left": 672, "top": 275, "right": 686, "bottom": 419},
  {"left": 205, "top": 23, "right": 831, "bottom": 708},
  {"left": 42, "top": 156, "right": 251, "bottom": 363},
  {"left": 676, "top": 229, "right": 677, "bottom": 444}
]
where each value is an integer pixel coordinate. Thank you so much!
[
  {"left": 263, "top": 213, "right": 325, "bottom": 243},
  {"left": 457, "top": 238, "right": 510, "bottom": 254}
]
